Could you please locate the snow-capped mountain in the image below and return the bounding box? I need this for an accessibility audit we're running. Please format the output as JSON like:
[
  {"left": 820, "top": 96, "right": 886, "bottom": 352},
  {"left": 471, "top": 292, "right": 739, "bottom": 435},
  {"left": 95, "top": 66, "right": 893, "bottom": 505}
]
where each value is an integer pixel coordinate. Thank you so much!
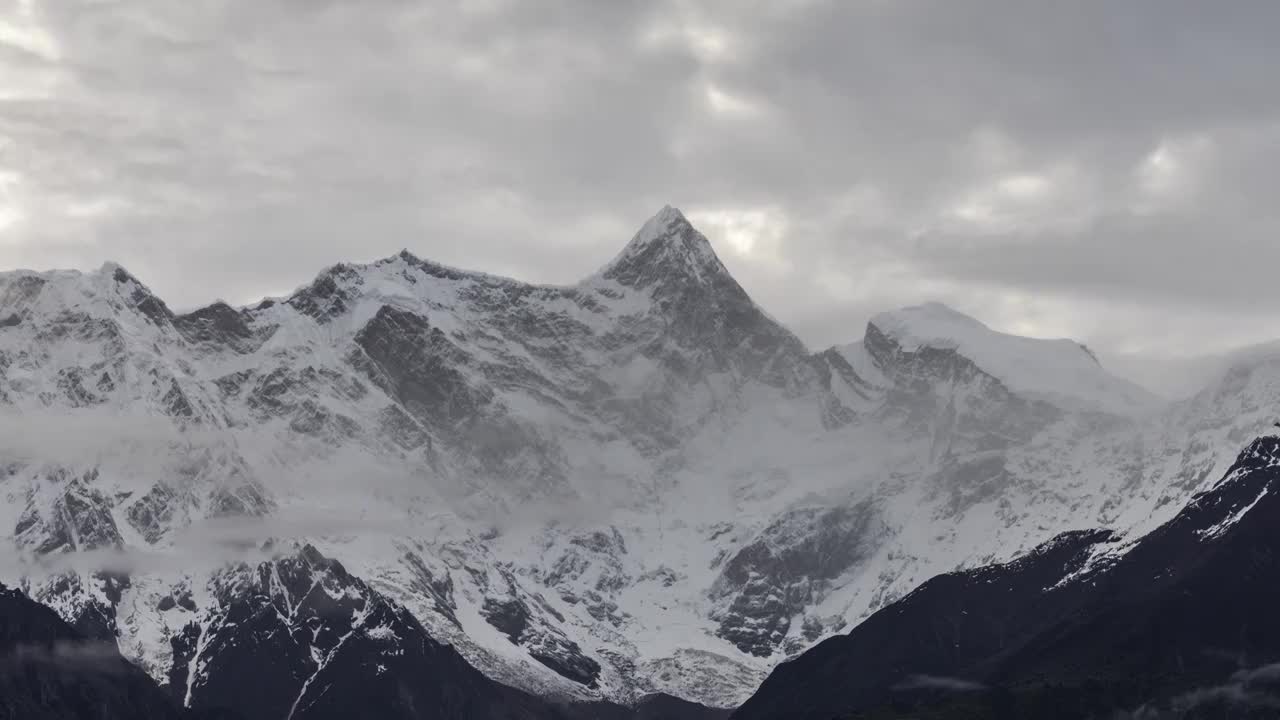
[
  {"left": 2, "top": 206, "right": 1277, "bottom": 713},
  {"left": 735, "top": 433, "right": 1280, "bottom": 719}
]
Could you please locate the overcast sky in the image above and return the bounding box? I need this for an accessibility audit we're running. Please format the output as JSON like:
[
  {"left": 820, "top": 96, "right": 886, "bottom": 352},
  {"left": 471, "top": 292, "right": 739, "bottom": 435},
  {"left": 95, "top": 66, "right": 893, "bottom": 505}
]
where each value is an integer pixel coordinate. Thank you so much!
[{"left": 2, "top": 0, "right": 1279, "bottom": 392}]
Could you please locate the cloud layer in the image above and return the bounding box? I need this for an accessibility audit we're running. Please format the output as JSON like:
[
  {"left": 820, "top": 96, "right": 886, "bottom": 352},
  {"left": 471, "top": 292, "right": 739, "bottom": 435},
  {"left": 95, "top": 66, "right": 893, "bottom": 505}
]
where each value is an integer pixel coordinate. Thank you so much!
[{"left": 3, "top": 0, "right": 1280, "bottom": 387}]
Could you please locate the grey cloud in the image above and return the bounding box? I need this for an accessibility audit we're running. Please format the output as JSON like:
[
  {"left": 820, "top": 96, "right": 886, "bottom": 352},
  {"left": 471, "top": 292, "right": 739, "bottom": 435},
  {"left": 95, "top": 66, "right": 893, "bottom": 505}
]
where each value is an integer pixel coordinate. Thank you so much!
[
  {"left": 0, "top": 641, "right": 128, "bottom": 676},
  {"left": 892, "top": 674, "right": 987, "bottom": 693},
  {"left": 0, "top": 514, "right": 421, "bottom": 579},
  {"left": 2, "top": 0, "right": 1280, "bottom": 376},
  {"left": 912, "top": 214, "right": 1280, "bottom": 310},
  {"left": 1124, "top": 662, "right": 1280, "bottom": 718},
  {"left": 0, "top": 407, "right": 624, "bottom": 574}
]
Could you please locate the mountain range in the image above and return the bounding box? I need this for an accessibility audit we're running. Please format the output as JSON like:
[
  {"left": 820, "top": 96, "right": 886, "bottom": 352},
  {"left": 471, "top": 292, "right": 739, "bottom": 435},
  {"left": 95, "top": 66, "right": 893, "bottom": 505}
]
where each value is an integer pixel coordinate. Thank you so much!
[{"left": 4, "top": 206, "right": 1280, "bottom": 717}]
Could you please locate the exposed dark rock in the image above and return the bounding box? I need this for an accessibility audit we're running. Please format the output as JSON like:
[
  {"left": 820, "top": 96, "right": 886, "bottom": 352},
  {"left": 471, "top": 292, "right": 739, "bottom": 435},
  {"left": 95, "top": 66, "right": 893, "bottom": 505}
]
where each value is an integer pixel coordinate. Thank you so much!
[
  {"left": 599, "top": 208, "right": 813, "bottom": 392},
  {"left": 174, "top": 301, "right": 258, "bottom": 352},
  {"left": 127, "top": 482, "right": 181, "bottom": 544},
  {"left": 570, "top": 693, "right": 734, "bottom": 720},
  {"left": 800, "top": 616, "right": 824, "bottom": 642},
  {"left": 352, "top": 304, "right": 566, "bottom": 493},
  {"left": 112, "top": 265, "right": 175, "bottom": 325},
  {"left": 0, "top": 583, "right": 184, "bottom": 720},
  {"left": 288, "top": 399, "right": 360, "bottom": 438},
  {"left": 378, "top": 404, "right": 432, "bottom": 450},
  {"left": 206, "top": 480, "right": 271, "bottom": 518},
  {"left": 481, "top": 593, "right": 602, "bottom": 687},
  {"left": 628, "top": 694, "right": 734, "bottom": 720},
  {"left": 2, "top": 570, "right": 717, "bottom": 720},
  {"left": 286, "top": 264, "right": 363, "bottom": 322},
  {"left": 56, "top": 367, "right": 102, "bottom": 406},
  {"left": 583, "top": 593, "right": 626, "bottom": 628},
  {"left": 864, "top": 321, "right": 1061, "bottom": 454},
  {"left": 571, "top": 528, "right": 628, "bottom": 555},
  {"left": 243, "top": 365, "right": 366, "bottom": 421},
  {"left": 31, "top": 572, "right": 125, "bottom": 642},
  {"left": 526, "top": 637, "right": 602, "bottom": 689},
  {"left": 735, "top": 436, "right": 1280, "bottom": 719},
  {"left": 15, "top": 470, "right": 124, "bottom": 555},
  {"left": 807, "top": 349, "right": 868, "bottom": 428},
  {"left": 164, "top": 621, "right": 201, "bottom": 701},
  {"left": 213, "top": 369, "right": 253, "bottom": 400},
  {"left": 1, "top": 273, "right": 46, "bottom": 302},
  {"left": 714, "top": 501, "right": 883, "bottom": 657},
  {"left": 354, "top": 306, "right": 490, "bottom": 427},
  {"left": 182, "top": 545, "right": 581, "bottom": 720},
  {"left": 162, "top": 378, "right": 196, "bottom": 418},
  {"left": 401, "top": 550, "right": 459, "bottom": 626},
  {"left": 640, "top": 567, "right": 680, "bottom": 588},
  {"left": 482, "top": 597, "right": 531, "bottom": 644}
]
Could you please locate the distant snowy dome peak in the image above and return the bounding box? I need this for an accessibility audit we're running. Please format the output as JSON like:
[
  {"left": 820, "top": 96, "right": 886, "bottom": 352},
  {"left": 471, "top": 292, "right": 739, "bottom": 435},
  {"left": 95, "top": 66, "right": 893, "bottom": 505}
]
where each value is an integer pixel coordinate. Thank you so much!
[
  {"left": 594, "top": 205, "right": 730, "bottom": 289},
  {"left": 859, "top": 301, "right": 1157, "bottom": 416},
  {"left": 870, "top": 301, "right": 989, "bottom": 351},
  {"left": 867, "top": 301, "right": 1098, "bottom": 368}
]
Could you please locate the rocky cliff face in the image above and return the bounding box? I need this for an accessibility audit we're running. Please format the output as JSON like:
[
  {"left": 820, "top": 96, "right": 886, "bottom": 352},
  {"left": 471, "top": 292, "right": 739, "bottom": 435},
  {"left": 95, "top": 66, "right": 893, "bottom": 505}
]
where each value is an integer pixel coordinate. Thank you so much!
[
  {"left": 711, "top": 501, "right": 882, "bottom": 657},
  {"left": 862, "top": 321, "right": 1061, "bottom": 453},
  {"left": 0, "top": 208, "right": 1268, "bottom": 711},
  {"left": 179, "top": 544, "right": 576, "bottom": 720}
]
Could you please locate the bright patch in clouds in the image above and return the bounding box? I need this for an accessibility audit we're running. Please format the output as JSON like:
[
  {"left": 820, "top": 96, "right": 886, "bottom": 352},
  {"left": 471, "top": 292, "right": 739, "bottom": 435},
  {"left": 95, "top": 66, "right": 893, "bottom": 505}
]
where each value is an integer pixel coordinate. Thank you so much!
[
  {"left": 0, "top": 0, "right": 61, "bottom": 101},
  {"left": 946, "top": 163, "right": 1093, "bottom": 234},
  {"left": 1135, "top": 134, "right": 1213, "bottom": 211},
  {"left": 684, "top": 25, "right": 732, "bottom": 62},
  {"left": 703, "top": 83, "right": 761, "bottom": 118},
  {"left": 0, "top": 168, "right": 21, "bottom": 234},
  {"left": 640, "top": 16, "right": 736, "bottom": 64},
  {"left": 948, "top": 173, "right": 1053, "bottom": 232},
  {"left": 0, "top": 0, "right": 59, "bottom": 61},
  {"left": 688, "top": 207, "right": 786, "bottom": 260},
  {"left": 996, "top": 173, "right": 1051, "bottom": 200}
]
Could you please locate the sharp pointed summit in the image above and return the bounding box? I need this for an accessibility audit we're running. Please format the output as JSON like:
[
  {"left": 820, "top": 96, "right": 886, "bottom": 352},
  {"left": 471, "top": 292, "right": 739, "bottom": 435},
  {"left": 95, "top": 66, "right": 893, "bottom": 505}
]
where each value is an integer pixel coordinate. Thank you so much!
[
  {"left": 579, "top": 205, "right": 810, "bottom": 387},
  {"left": 594, "top": 205, "right": 730, "bottom": 289}
]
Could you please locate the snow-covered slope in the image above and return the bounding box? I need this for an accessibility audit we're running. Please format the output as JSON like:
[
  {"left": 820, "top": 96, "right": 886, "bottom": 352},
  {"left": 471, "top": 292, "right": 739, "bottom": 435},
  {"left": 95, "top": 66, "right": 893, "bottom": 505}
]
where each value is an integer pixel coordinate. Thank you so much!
[
  {"left": 853, "top": 302, "right": 1157, "bottom": 416},
  {"left": 0, "top": 206, "right": 1273, "bottom": 712}
]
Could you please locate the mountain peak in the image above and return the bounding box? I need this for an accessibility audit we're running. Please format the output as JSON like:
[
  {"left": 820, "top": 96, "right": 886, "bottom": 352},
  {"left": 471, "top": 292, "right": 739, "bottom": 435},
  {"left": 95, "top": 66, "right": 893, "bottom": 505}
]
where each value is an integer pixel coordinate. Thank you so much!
[
  {"left": 0, "top": 262, "right": 173, "bottom": 326},
  {"left": 592, "top": 205, "right": 729, "bottom": 289},
  {"left": 102, "top": 262, "right": 175, "bottom": 325},
  {"left": 864, "top": 302, "right": 1157, "bottom": 416},
  {"left": 647, "top": 203, "right": 688, "bottom": 229},
  {"left": 870, "top": 302, "right": 988, "bottom": 350}
]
